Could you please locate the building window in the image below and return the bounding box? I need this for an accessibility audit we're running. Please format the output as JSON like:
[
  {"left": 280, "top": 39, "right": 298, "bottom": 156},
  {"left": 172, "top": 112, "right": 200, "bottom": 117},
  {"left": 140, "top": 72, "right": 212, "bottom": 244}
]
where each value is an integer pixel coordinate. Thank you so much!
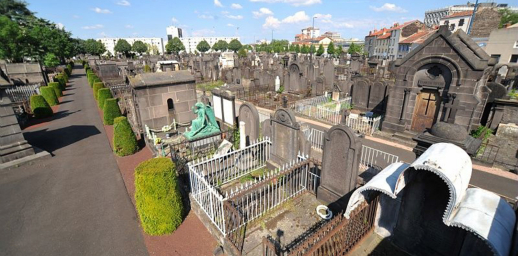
[
  {"left": 510, "top": 55, "right": 518, "bottom": 63},
  {"left": 514, "top": 41, "right": 518, "bottom": 48},
  {"left": 459, "top": 19, "right": 464, "bottom": 26},
  {"left": 491, "top": 54, "right": 501, "bottom": 63}
]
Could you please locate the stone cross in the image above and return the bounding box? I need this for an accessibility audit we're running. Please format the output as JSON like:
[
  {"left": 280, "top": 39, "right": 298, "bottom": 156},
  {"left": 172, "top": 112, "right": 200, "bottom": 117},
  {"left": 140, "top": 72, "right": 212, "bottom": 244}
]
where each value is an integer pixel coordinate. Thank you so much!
[{"left": 443, "top": 93, "right": 463, "bottom": 124}]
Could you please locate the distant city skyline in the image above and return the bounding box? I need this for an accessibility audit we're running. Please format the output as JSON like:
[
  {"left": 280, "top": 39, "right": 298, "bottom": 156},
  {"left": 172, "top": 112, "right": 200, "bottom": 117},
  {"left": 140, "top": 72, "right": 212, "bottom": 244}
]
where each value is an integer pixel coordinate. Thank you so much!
[{"left": 24, "top": 0, "right": 515, "bottom": 43}]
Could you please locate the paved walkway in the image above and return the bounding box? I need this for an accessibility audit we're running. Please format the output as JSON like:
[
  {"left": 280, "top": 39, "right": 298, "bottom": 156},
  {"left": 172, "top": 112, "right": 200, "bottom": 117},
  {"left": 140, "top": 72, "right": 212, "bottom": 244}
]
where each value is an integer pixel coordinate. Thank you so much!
[{"left": 0, "top": 67, "right": 148, "bottom": 256}]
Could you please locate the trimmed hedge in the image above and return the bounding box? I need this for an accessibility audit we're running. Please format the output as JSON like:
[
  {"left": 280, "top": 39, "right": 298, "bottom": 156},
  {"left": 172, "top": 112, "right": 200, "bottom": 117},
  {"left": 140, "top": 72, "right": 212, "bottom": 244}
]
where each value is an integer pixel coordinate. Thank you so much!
[
  {"left": 48, "top": 82, "right": 62, "bottom": 97},
  {"left": 113, "top": 116, "right": 138, "bottom": 156},
  {"left": 103, "top": 98, "right": 122, "bottom": 125},
  {"left": 30, "top": 95, "right": 53, "bottom": 118},
  {"left": 93, "top": 82, "right": 104, "bottom": 100},
  {"left": 40, "top": 86, "right": 59, "bottom": 106},
  {"left": 54, "top": 75, "right": 66, "bottom": 90},
  {"left": 97, "top": 88, "right": 112, "bottom": 109},
  {"left": 135, "top": 157, "right": 184, "bottom": 235}
]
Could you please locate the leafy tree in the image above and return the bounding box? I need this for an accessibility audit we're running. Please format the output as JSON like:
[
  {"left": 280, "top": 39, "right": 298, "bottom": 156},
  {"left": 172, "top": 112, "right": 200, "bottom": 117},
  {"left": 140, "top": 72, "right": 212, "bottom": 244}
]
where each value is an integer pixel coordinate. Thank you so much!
[
  {"left": 228, "top": 39, "right": 242, "bottom": 52},
  {"left": 212, "top": 40, "right": 228, "bottom": 52},
  {"left": 499, "top": 8, "right": 518, "bottom": 28},
  {"left": 309, "top": 44, "right": 316, "bottom": 54},
  {"left": 327, "top": 41, "right": 335, "bottom": 55},
  {"left": 132, "top": 40, "right": 148, "bottom": 55},
  {"left": 0, "top": 15, "right": 23, "bottom": 62},
  {"left": 301, "top": 45, "right": 309, "bottom": 54},
  {"left": 84, "top": 39, "right": 106, "bottom": 57},
  {"left": 335, "top": 45, "right": 343, "bottom": 56},
  {"left": 114, "top": 39, "right": 132, "bottom": 57},
  {"left": 237, "top": 48, "right": 247, "bottom": 58},
  {"left": 196, "top": 40, "right": 210, "bottom": 53},
  {"left": 295, "top": 44, "right": 300, "bottom": 53},
  {"left": 316, "top": 44, "right": 324, "bottom": 56},
  {"left": 43, "top": 53, "right": 60, "bottom": 67},
  {"left": 347, "top": 42, "right": 362, "bottom": 54},
  {"left": 165, "top": 37, "right": 185, "bottom": 55}
]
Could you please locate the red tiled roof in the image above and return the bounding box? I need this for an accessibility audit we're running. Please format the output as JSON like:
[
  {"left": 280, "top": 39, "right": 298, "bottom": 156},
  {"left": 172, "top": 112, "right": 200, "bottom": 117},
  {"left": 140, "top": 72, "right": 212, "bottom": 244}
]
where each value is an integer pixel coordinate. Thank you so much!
[
  {"left": 370, "top": 28, "right": 388, "bottom": 36},
  {"left": 400, "top": 30, "right": 436, "bottom": 44},
  {"left": 443, "top": 11, "right": 473, "bottom": 19},
  {"left": 377, "top": 33, "right": 392, "bottom": 39},
  {"left": 390, "top": 20, "right": 420, "bottom": 31}
]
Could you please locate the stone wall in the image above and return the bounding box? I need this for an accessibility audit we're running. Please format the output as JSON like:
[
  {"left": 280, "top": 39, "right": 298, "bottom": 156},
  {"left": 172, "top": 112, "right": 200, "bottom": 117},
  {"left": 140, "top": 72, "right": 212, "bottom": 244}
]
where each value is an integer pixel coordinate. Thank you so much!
[{"left": 470, "top": 8, "right": 501, "bottom": 38}]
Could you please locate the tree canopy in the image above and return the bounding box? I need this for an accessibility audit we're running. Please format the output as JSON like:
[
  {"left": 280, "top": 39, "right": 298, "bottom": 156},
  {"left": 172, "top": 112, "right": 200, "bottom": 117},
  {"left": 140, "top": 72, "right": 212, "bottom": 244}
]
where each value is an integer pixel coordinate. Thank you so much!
[
  {"left": 196, "top": 40, "right": 210, "bottom": 53},
  {"left": 228, "top": 39, "right": 242, "bottom": 52},
  {"left": 165, "top": 37, "right": 185, "bottom": 55},
  {"left": 43, "top": 53, "right": 59, "bottom": 67},
  {"left": 212, "top": 40, "right": 228, "bottom": 52},
  {"left": 327, "top": 41, "right": 335, "bottom": 55},
  {"left": 132, "top": 40, "right": 148, "bottom": 55},
  {"left": 0, "top": 0, "right": 80, "bottom": 63},
  {"left": 316, "top": 44, "right": 324, "bottom": 56},
  {"left": 84, "top": 39, "right": 106, "bottom": 57},
  {"left": 237, "top": 48, "right": 247, "bottom": 58},
  {"left": 301, "top": 45, "right": 309, "bottom": 54},
  {"left": 114, "top": 39, "right": 132, "bottom": 57},
  {"left": 347, "top": 42, "right": 363, "bottom": 54},
  {"left": 499, "top": 8, "right": 518, "bottom": 28}
]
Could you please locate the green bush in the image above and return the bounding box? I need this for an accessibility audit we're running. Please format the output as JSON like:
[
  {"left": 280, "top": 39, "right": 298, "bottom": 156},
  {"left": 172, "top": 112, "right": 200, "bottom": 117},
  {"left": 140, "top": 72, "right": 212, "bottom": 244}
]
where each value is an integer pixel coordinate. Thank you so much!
[
  {"left": 30, "top": 95, "right": 53, "bottom": 118},
  {"left": 40, "top": 86, "right": 59, "bottom": 106},
  {"left": 97, "top": 88, "right": 112, "bottom": 109},
  {"left": 103, "top": 98, "right": 122, "bottom": 125},
  {"left": 93, "top": 82, "right": 104, "bottom": 100},
  {"left": 61, "top": 71, "right": 69, "bottom": 83},
  {"left": 54, "top": 75, "right": 66, "bottom": 90},
  {"left": 113, "top": 116, "right": 138, "bottom": 156},
  {"left": 135, "top": 157, "right": 184, "bottom": 235},
  {"left": 48, "top": 82, "right": 62, "bottom": 97}
]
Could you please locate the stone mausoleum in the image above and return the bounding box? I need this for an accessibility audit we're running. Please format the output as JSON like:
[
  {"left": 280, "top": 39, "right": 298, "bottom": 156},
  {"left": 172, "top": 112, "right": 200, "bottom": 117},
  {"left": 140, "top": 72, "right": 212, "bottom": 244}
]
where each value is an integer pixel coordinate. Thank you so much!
[{"left": 129, "top": 70, "right": 197, "bottom": 130}]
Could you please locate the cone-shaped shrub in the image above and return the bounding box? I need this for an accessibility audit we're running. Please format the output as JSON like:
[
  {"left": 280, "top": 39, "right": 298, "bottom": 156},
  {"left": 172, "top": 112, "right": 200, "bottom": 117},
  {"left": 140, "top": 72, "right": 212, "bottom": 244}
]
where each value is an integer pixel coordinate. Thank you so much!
[
  {"left": 135, "top": 157, "right": 184, "bottom": 235},
  {"left": 103, "top": 98, "right": 122, "bottom": 125},
  {"left": 87, "top": 72, "right": 93, "bottom": 86},
  {"left": 97, "top": 88, "right": 112, "bottom": 109},
  {"left": 113, "top": 116, "right": 138, "bottom": 156},
  {"left": 54, "top": 75, "right": 66, "bottom": 90},
  {"left": 40, "top": 86, "right": 58, "bottom": 106},
  {"left": 93, "top": 82, "right": 104, "bottom": 100},
  {"left": 30, "top": 95, "right": 53, "bottom": 118},
  {"left": 48, "top": 82, "right": 62, "bottom": 97},
  {"left": 61, "top": 71, "right": 68, "bottom": 83}
]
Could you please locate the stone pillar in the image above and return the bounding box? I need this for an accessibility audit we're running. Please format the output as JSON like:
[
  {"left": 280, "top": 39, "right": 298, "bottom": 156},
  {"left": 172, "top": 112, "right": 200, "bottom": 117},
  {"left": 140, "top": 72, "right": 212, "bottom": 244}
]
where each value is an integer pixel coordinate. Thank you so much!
[{"left": 239, "top": 121, "right": 246, "bottom": 149}]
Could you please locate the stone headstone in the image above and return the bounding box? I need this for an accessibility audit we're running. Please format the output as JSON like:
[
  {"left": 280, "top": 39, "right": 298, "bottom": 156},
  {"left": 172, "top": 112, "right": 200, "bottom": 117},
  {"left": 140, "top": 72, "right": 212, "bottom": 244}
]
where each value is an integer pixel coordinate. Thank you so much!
[
  {"left": 317, "top": 124, "right": 362, "bottom": 205},
  {"left": 352, "top": 80, "right": 370, "bottom": 110},
  {"left": 368, "top": 81, "right": 387, "bottom": 113},
  {"left": 266, "top": 108, "right": 301, "bottom": 170},
  {"left": 275, "top": 76, "right": 280, "bottom": 92},
  {"left": 332, "top": 91, "right": 340, "bottom": 102},
  {"left": 213, "top": 139, "right": 233, "bottom": 158},
  {"left": 238, "top": 102, "right": 260, "bottom": 143}
]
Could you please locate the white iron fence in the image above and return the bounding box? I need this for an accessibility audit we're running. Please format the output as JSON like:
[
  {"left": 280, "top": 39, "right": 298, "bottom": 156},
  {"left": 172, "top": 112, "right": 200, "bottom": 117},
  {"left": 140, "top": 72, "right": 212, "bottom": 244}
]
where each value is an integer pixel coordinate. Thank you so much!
[
  {"left": 303, "top": 127, "right": 325, "bottom": 151},
  {"left": 359, "top": 145, "right": 399, "bottom": 173},
  {"left": 5, "top": 84, "right": 40, "bottom": 103},
  {"left": 344, "top": 115, "right": 382, "bottom": 136},
  {"left": 292, "top": 96, "right": 352, "bottom": 125}
]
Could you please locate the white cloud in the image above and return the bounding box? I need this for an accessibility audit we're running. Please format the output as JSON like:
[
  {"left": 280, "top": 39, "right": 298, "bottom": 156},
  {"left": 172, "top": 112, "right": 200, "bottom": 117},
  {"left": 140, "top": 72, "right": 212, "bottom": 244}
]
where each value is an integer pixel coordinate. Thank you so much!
[
  {"left": 282, "top": 11, "right": 309, "bottom": 23},
  {"left": 82, "top": 24, "right": 104, "bottom": 29},
  {"left": 172, "top": 17, "right": 178, "bottom": 23},
  {"left": 231, "top": 3, "right": 242, "bottom": 9},
  {"left": 370, "top": 3, "right": 407, "bottom": 13},
  {"left": 125, "top": 25, "right": 134, "bottom": 29},
  {"left": 56, "top": 23, "right": 64, "bottom": 29},
  {"left": 250, "top": 0, "right": 321, "bottom": 6},
  {"left": 314, "top": 13, "right": 332, "bottom": 23},
  {"left": 226, "top": 14, "right": 243, "bottom": 20},
  {"left": 198, "top": 14, "right": 214, "bottom": 19},
  {"left": 335, "top": 22, "right": 354, "bottom": 28},
  {"left": 263, "top": 16, "right": 281, "bottom": 29},
  {"left": 214, "top": 0, "right": 224, "bottom": 7},
  {"left": 92, "top": 7, "right": 112, "bottom": 14},
  {"left": 253, "top": 8, "right": 273, "bottom": 18},
  {"left": 117, "top": 0, "right": 130, "bottom": 6},
  {"left": 227, "top": 23, "right": 235, "bottom": 27}
]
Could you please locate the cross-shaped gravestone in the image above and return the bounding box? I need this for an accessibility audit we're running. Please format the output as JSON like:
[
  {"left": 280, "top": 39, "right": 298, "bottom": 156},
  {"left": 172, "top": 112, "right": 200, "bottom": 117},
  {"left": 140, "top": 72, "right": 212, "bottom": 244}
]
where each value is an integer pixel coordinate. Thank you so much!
[{"left": 443, "top": 94, "right": 463, "bottom": 123}]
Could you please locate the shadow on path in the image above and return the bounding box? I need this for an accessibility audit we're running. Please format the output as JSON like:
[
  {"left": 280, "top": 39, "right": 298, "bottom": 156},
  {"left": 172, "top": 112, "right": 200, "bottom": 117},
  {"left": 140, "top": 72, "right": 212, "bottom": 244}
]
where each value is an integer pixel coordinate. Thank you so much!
[{"left": 24, "top": 125, "right": 100, "bottom": 154}]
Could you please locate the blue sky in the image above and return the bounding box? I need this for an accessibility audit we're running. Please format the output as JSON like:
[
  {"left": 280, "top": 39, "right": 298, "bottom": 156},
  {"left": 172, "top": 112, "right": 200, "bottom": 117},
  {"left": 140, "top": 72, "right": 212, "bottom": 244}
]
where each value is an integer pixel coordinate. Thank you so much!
[{"left": 26, "top": 0, "right": 477, "bottom": 43}]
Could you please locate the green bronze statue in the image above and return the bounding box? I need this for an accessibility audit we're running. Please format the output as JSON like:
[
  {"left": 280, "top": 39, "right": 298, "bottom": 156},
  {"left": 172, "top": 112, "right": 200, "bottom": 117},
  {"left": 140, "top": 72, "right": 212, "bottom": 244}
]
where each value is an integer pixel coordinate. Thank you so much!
[{"left": 183, "top": 102, "right": 221, "bottom": 140}]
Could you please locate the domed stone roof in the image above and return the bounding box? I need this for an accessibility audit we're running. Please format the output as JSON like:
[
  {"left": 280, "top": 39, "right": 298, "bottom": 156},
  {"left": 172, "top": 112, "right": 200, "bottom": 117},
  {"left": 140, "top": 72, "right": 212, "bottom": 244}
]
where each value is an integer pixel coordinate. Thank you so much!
[{"left": 429, "top": 122, "right": 468, "bottom": 142}]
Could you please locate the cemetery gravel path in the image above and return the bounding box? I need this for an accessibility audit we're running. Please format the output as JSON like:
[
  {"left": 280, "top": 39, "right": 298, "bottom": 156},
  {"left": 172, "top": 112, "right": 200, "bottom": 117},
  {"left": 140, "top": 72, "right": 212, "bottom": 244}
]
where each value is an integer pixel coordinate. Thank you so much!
[{"left": 0, "top": 66, "right": 148, "bottom": 256}]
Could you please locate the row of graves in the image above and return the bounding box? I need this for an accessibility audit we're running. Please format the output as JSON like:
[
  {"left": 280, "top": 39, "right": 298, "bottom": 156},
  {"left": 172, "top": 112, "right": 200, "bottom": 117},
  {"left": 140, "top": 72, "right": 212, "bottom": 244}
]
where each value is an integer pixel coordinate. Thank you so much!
[{"left": 183, "top": 101, "right": 517, "bottom": 256}]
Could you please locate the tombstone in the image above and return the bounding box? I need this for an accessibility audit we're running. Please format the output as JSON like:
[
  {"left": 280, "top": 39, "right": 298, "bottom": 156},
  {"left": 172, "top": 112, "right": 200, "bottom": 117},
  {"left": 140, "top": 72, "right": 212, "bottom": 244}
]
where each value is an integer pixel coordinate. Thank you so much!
[
  {"left": 275, "top": 76, "right": 280, "bottom": 92},
  {"left": 238, "top": 102, "right": 260, "bottom": 144},
  {"left": 212, "top": 88, "right": 236, "bottom": 129},
  {"left": 413, "top": 122, "right": 481, "bottom": 157},
  {"left": 266, "top": 108, "right": 303, "bottom": 170},
  {"left": 368, "top": 81, "right": 388, "bottom": 113},
  {"left": 350, "top": 53, "right": 361, "bottom": 74},
  {"left": 315, "top": 76, "right": 325, "bottom": 96},
  {"left": 289, "top": 63, "right": 302, "bottom": 92},
  {"left": 317, "top": 124, "right": 362, "bottom": 206},
  {"left": 352, "top": 79, "right": 370, "bottom": 110}
]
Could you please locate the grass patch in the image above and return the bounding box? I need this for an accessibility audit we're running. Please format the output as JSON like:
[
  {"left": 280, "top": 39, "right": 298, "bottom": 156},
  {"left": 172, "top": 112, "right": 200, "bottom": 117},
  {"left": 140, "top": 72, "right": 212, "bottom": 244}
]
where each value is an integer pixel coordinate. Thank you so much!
[{"left": 196, "top": 80, "right": 225, "bottom": 92}]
